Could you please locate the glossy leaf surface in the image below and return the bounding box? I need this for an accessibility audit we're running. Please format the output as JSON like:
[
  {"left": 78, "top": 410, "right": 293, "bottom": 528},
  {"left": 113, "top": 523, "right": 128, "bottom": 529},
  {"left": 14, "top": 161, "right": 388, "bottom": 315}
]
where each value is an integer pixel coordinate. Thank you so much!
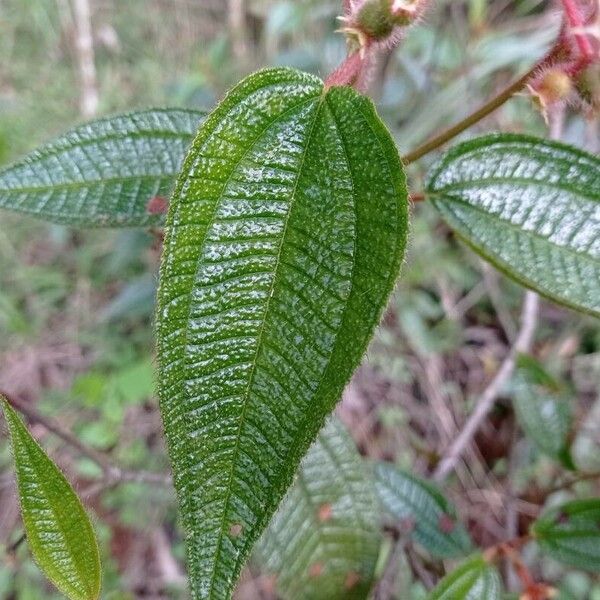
[
  {"left": 532, "top": 498, "right": 600, "bottom": 571},
  {"left": 0, "top": 108, "right": 203, "bottom": 227},
  {"left": 427, "top": 556, "right": 502, "bottom": 600},
  {"left": 427, "top": 134, "right": 600, "bottom": 317},
  {"left": 375, "top": 462, "right": 472, "bottom": 558},
  {"left": 1, "top": 398, "right": 101, "bottom": 600},
  {"left": 156, "top": 67, "right": 408, "bottom": 598},
  {"left": 255, "top": 419, "right": 380, "bottom": 600}
]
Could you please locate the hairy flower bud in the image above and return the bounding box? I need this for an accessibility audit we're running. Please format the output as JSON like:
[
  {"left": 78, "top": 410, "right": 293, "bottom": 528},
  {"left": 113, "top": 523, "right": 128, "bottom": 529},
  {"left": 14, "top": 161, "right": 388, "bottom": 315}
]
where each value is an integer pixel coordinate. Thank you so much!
[
  {"left": 339, "top": 0, "right": 427, "bottom": 52},
  {"left": 528, "top": 68, "right": 574, "bottom": 119},
  {"left": 356, "top": 0, "right": 396, "bottom": 39}
]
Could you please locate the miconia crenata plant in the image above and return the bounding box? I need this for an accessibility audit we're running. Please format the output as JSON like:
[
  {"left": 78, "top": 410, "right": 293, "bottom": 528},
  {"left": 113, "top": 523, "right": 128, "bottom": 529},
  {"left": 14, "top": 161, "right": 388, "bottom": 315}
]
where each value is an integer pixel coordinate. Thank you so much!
[{"left": 1, "top": 0, "right": 599, "bottom": 598}]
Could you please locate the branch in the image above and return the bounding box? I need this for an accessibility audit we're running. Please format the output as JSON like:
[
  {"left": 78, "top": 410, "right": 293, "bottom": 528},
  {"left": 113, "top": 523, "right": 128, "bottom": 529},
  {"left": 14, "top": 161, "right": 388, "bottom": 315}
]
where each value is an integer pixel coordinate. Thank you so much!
[
  {"left": 433, "top": 291, "right": 539, "bottom": 481},
  {"left": 1, "top": 390, "right": 171, "bottom": 487},
  {"left": 401, "top": 64, "right": 541, "bottom": 165},
  {"left": 72, "top": 0, "right": 99, "bottom": 118}
]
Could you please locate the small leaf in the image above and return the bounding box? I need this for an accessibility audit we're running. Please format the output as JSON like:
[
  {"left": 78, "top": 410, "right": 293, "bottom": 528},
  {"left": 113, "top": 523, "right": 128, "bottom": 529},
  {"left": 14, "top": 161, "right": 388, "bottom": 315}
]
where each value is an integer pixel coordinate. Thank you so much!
[
  {"left": 1, "top": 397, "right": 101, "bottom": 600},
  {"left": 374, "top": 462, "right": 472, "bottom": 558},
  {"left": 156, "top": 67, "right": 408, "bottom": 598},
  {"left": 512, "top": 358, "right": 574, "bottom": 467},
  {"left": 427, "top": 134, "right": 600, "bottom": 317},
  {"left": 254, "top": 419, "right": 381, "bottom": 600},
  {"left": 532, "top": 498, "right": 600, "bottom": 571},
  {"left": 0, "top": 108, "right": 204, "bottom": 227},
  {"left": 427, "top": 555, "right": 502, "bottom": 600}
]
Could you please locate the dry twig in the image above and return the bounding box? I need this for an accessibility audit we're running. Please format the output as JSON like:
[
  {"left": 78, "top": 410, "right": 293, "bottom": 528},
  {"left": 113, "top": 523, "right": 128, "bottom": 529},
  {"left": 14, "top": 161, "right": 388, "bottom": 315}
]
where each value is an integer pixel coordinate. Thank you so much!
[{"left": 433, "top": 291, "right": 539, "bottom": 481}]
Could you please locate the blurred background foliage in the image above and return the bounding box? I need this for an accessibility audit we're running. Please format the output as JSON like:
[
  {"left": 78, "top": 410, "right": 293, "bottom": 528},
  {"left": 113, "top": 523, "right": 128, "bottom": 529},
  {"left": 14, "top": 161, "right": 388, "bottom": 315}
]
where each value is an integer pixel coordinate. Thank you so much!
[{"left": 0, "top": 0, "right": 598, "bottom": 598}]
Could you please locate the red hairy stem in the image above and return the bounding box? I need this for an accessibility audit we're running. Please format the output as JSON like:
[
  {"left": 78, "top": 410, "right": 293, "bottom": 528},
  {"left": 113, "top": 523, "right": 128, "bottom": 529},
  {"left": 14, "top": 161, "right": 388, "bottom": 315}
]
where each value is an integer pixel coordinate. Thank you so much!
[
  {"left": 560, "top": 0, "right": 595, "bottom": 60},
  {"left": 325, "top": 51, "right": 368, "bottom": 89}
]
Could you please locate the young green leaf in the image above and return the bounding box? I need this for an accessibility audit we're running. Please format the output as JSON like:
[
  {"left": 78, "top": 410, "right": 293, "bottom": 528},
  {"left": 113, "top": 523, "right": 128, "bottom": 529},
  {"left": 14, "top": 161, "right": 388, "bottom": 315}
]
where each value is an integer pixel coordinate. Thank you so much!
[
  {"left": 156, "top": 67, "right": 408, "bottom": 598},
  {"left": 254, "top": 419, "right": 381, "bottom": 600},
  {"left": 511, "top": 363, "right": 574, "bottom": 468},
  {"left": 532, "top": 498, "right": 600, "bottom": 571},
  {"left": 427, "top": 134, "right": 600, "bottom": 317},
  {"left": 1, "top": 397, "right": 101, "bottom": 600},
  {"left": 374, "top": 462, "right": 472, "bottom": 558},
  {"left": 0, "top": 108, "right": 204, "bottom": 227},
  {"left": 427, "top": 555, "right": 502, "bottom": 600}
]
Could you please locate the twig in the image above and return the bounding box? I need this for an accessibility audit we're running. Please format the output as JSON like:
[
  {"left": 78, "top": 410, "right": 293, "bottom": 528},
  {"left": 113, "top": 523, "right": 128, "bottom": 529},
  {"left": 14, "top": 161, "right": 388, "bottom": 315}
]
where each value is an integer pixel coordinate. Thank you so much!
[
  {"left": 228, "top": 0, "right": 248, "bottom": 63},
  {"left": 1, "top": 390, "right": 171, "bottom": 487},
  {"left": 401, "top": 63, "right": 541, "bottom": 165},
  {"left": 545, "top": 470, "right": 600, "bottom": 494},
  {"left": 433, "top": 291, "right": 539, "bottom": 481},
  {"left": 72, "top": 0, "right": 99, "bottom": 118}
]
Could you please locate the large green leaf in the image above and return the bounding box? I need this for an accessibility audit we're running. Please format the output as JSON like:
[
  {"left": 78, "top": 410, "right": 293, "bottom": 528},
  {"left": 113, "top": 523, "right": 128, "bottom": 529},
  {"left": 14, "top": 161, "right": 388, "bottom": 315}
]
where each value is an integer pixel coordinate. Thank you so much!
[
  {"left": 374, "top": 462, "right": 472, "bottom": 558},
  {"left": 427, "top": 555, "right": 502, "bottom": 600},
  {"left": 1, "top": 398, "right": 101, "bottom": 600},
  {"left": 254, "top": 419, "right": 380, "bottom": 600},
  {"left": 427, "top": 134, "right": 600, "bottom": 317},
  {"left": 532, "top": 498, "right": 600, "bottom": 571},
  {"left": 156, "top": 67, "right": 408, "bottom": 598},
  {"left": 0, "top": 108, "right": 203, "bottom": 227}
]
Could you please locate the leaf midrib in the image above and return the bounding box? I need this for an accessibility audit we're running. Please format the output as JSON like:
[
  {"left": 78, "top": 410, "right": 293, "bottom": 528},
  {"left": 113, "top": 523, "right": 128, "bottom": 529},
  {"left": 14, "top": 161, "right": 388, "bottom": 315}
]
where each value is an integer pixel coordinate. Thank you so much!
[
  {"left": 0, "top": 126, "right": 195, "bottom": 179},
  {"left": 434, "top": 192, "right": 600, "bottom": 265},
  {"left": 0, "top": 172, "right": 176, "bottom": 197},
  {"left": 15, "top": 418, "right": 96, "bottom": 600},
  {"left": 186, "top": 92, "right": 325, "bottom": 598},
  {"left": 430, "top": 176, "right": 600, "bottom": 201}
]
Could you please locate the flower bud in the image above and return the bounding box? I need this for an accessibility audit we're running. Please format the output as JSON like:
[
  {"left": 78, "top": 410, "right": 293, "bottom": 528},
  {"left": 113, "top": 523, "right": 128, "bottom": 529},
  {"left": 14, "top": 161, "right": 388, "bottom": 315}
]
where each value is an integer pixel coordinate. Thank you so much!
[
  {"left": 339, "top": 0, "right": 427, "bottom": 52},
  {"left": 528, "top": 68, "right": 574, "bottom": 117},
  {"left": 356, "top": 0, "right": 396, "bottom": 40}
]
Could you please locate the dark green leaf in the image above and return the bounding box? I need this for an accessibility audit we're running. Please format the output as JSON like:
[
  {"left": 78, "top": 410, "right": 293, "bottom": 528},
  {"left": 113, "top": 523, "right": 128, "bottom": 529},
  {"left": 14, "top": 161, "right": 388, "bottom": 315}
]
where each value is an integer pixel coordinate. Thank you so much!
[
  {"left": 374, "top": 462, "right": 472, "bottom": 558},
  {"left": 1, "top": 397, "right": 101, "bottom": 600},
  {"left": 156, "top": 67, "right": 408, "bottom": 598},
  {"left": 532, "top": 498, "right": 600, "bottom": 571},
  {"left": 0, "top": 108, "right": 204, "bottom": 227},
  {"left": 427, "top": 555, "right": 502, "bottom": 600},
  {"left": 254, "top": 419, "right": 380, "bottom": 600},
  {"left": 427, "top": 134, "right": 600, "bottom": 317}
]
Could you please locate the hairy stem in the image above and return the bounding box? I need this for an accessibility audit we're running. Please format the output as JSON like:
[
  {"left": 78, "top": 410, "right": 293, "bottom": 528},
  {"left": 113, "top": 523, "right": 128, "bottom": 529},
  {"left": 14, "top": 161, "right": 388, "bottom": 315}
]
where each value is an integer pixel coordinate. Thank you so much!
[{"left": 560, "top": 0, "right": 595, "bottom": 60}]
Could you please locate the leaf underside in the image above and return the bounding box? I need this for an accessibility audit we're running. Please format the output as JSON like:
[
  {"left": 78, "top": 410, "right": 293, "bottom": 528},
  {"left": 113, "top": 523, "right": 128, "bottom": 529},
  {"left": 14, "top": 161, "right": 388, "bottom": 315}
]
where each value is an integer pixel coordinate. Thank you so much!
[
  {"left": 0, "top": 108, "right": 203, "bottom": 227},
  {"left": 1, "top": 398, "right": 101, "bottom": 600},
  {"left": 428, "top": 555, "right": 502, "bottom": 600},
  {"left": 427, "top": 134, "right": 600, "bottom": 317},
  {"left": 156, "top": 67, "right": 408, "bottom": 598},
  {"left": 375, "top": 462, "right": 472, "bottom": 558},
  {"left": 532, "top": 498, "right": 600, "bottom": 571},
  {"left": 255, "top": 419, "right": 381, "bottom": 600}
]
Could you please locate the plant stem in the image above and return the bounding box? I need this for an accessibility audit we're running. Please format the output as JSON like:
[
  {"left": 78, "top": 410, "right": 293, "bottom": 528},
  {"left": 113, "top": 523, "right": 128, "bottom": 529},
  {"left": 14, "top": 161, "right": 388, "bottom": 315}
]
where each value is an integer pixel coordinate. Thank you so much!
[
  {"left": 560, "top": 0, "right": 594, "bottom": 60},
  {"left": 1, "top": 390, "right": 171, "bottom": 486},
  {"left": 401, "top": 63, "right": 541, "bottom": 165}
]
